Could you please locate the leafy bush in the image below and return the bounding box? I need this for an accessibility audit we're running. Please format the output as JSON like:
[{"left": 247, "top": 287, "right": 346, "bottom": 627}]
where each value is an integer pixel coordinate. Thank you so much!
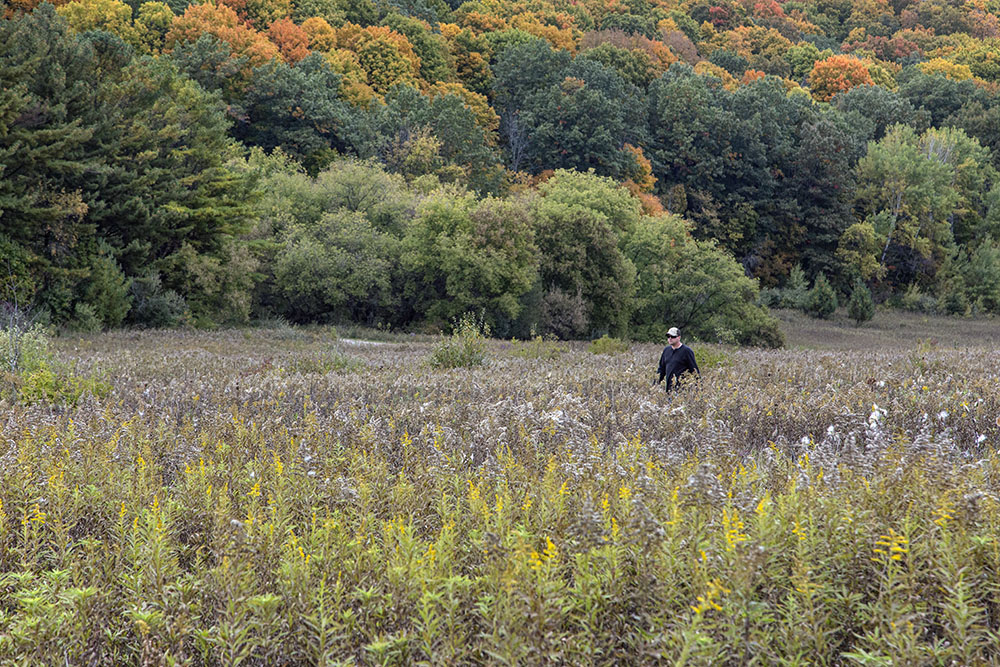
[
  {"left": 510, "top": 335, "right": 568, "bottom": 360},
  {"left": 899, "top": 284, "right": 937, "bottom": 313},
  {"left": 588, "top": 335, "right": 630, "bottom": 355},
  {"left": 274, "top": 211, "right": 397, "bottom": 324},
  {"left": 429, "top": 313, "right": 491, "bottom": 368},
  {"left": 69, "top": 302, "right": 103, "bottom": 333},
  {"left": 16, "top": 365, "right": 111, "bottom": 405},
  {"left": 1, "top": 321, "right": 50, "bottom": 374},
  {"left": 781, "top": 265, "right": 810, "bottom": 310},
  {"left": 695, "top": 346, "right": 733, "bottom": 370},
  {"left": 937, "top": 276, "right": 970, "bottom": 316},
  {"left": 284, "top": 351, "right": 363, "bottom": 374},
  {"left": 127, "top": 272, "right": 189, "bottom": 328},
  {"left": 1, "top": 321, "right": 110, "bottom": 405},
  {"left": 538, "top": 286, "right": 590, "bottom": 341},
  {"left": 958, "top": 241, "right": 1000, "bottom": 314}
]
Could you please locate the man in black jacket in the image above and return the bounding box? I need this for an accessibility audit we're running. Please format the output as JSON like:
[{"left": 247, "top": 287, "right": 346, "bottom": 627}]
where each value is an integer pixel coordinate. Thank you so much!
[{"left": 655, "top": 327, "right": 700, "bottom": 392}]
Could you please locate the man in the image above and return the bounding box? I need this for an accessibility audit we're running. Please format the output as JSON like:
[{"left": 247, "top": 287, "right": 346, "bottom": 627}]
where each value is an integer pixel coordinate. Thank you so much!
[{"left": 655, "top": 327, "right": 700, "bottom": 392}]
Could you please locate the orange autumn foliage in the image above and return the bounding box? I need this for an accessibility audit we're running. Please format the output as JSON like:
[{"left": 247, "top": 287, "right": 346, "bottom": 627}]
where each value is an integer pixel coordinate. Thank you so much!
[
  {"left": 166, "top": 2, "right": 281, "bottom": 74},
  {"left": 268, "top": 17, "right": 309, "bottom": 63},
  {"left": 808, "top": 54, "right": 874, "bottom": 101},
  {"left": 624, "top": 144, "right": 656, "bottom": 193},
  {"left": 4, "top": 0, "right": 69, "bottom": 15}
]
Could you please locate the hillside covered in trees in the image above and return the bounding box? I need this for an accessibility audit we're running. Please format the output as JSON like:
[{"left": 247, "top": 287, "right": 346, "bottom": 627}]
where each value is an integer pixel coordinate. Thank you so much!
[{"left": 3, "top": 0, "right": 1000, "bottom": 344}]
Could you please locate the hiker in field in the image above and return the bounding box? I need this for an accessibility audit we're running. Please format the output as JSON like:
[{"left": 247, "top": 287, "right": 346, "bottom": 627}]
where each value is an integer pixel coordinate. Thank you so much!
[{"left": 655, "top": 327, "right": 700, "bottom": 392}]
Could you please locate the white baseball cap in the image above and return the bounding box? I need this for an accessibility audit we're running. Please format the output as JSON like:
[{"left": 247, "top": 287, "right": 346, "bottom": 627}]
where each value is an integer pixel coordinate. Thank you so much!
[{"left": 667, "top": 327, "right": 680, "bottom": 337}]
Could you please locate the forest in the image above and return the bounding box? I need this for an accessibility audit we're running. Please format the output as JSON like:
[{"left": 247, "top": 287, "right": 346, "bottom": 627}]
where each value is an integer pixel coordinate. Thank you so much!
[{"left": 3, "top": 0, "right": 1000, "bottom": 343}]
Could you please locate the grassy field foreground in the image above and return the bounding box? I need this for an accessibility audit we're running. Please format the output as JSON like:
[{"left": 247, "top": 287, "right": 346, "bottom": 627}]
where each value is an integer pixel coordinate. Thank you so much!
[{"left": 1, "top": 324, "right": 1000, "bottom": 665}]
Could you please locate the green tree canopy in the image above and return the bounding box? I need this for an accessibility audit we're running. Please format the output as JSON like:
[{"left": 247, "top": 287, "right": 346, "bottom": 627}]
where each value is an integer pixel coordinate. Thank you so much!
[{"left": 625, "top": 213, "right": 783, "bottom": 346}]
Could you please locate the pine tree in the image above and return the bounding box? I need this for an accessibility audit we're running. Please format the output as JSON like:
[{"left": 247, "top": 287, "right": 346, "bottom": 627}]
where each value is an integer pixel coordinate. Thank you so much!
[
  {"left": 847, "top": 279, "right": 874, "bottom": 326},
  {"left": 806, "top": 272, "right": 838, "bottom": 319}
]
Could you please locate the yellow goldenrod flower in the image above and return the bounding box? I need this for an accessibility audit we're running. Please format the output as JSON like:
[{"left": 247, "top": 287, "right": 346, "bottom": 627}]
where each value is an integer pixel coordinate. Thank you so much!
[
  {"left": 755, "top": 492, "right": 771, "bottom": 518},
  {"left": 792, "top": 517, "right": 806, "bottom": 541},
  {"left": 691, "top": 579, "right": 730, "bottom": 615},
  {"left": 933, "top": 493, "right": 955, "bottom": 528},
  {"left": 543, "top": 536, "right": 559, "bottom": 563},
  {"left": 872, "top": 529, "right": 909, "bottom": 562},
  {"left": 521, "top": 492, "right": 533, "bottom": 512},
  {"left": 723, "top": 507, "right": 748, "bottom": 551}
]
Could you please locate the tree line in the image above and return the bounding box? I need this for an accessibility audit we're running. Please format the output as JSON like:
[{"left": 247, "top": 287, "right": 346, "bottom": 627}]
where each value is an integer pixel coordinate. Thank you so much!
[{"left": 3, "top": 0, "right": 1000, "bottom": 343}]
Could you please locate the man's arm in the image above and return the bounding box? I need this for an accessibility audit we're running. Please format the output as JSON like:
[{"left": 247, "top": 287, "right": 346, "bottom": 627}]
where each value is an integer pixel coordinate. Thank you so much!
[
  {"left": 655, "top": 348, "right": 668, "bottom": 384},
  {"left": 688, "top": 348, "right": 700, "bottom": 375}
]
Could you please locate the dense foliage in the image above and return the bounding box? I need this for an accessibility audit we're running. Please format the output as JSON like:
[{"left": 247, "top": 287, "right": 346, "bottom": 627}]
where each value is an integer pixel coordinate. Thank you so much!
[
  {"left": 5, "top": 0, "right": 1000, "bottom": 338},
  {"left": 0, "top": 328, "right": 998, "bottom": 662}
]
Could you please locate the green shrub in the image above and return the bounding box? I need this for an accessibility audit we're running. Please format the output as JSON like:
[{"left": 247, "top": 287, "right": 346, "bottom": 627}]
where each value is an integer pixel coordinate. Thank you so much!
[
  {"left": 510, "top": 335, "right": 568, "bottom": 360},
  {"left": 805, "top": 272, "right": 838, "bottom": 319},
  {"left": 17, "top": 364, "right": 112, "bottom": 406},
  {"left": 696, "top": 347, "right": 733, "bottom": 370},
  {"left": 69, "top": 302, "right": 103, "bottom": 333},
  {"left": 757, "top": 287, "right": 782, "bottom": 308},
  {"left": 937, "top": 276, "right": 970, "bottom": 316},
  {"left": 285, "top": 351, "right": 363, "bottom": 374},
  {"left": 959, "top": 241, "right": 1000, "bottom": 314},
  {"left": 127, "top": 272, "right": 188, "bottom": 328},
  {"left": 2, "top": 322, "right": 111, "bottom": 405},
  {"left": 899, "top": 284, "right": 937, "bottom": 313},
  {"left": 588, "top": 335, "right": 630, "bottom": 355},
  {"left": 847, "top": 279, "right": 875, "bottom": 326},
  {"left": 429, "top": 313, "right": 490, "bottom": 368},
  {"left": 1, "top": 322, "right": 50, "bottom": 374}
]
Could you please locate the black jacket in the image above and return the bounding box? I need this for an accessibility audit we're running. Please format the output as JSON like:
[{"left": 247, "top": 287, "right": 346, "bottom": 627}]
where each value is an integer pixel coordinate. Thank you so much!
[{"left": 657, "top": 344, "right": 700, "bottom": 390}]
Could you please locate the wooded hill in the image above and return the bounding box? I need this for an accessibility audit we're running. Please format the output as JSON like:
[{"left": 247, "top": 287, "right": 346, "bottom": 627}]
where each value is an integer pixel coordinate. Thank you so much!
[{"left": 3, "top": 0, "right": 1000, "bottom": 343}]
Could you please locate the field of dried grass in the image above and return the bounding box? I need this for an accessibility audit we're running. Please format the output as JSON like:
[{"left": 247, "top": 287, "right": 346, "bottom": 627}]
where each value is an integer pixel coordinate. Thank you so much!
[{"left": 1, "top": 321, "right": 999, "bottom": 664}]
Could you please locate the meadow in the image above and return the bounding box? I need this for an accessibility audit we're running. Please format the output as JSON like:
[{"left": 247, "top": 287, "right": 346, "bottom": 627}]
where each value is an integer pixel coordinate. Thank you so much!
[{"left": 1, "top": 317, "right": 1000, "bottom": 665}]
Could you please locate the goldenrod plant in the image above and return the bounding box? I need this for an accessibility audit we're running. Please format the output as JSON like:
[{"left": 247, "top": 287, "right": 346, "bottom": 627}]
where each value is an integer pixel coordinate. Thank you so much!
[{"left": 0, "top": 327, "right": 998, "bottom": 663}]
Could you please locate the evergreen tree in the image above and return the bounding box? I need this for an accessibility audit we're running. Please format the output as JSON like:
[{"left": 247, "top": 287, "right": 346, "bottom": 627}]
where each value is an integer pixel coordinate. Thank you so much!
[
  {"left": 805, "top": 272, "right": 838, "bottom": 319},
  {"left": 0, "top": 4, "right": 102, "bottom": 319},
  {"left": 847, "top": 279, "right": 874, "bottom": 326},
  {"left": 83, "top": 241, "right": 132, "bottom": 328}
]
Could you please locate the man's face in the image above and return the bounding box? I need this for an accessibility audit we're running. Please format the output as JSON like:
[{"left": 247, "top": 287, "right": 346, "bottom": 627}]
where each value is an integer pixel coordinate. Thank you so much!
[{"left": 669, "top": 334, "right": 680, "bottom": 346}]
